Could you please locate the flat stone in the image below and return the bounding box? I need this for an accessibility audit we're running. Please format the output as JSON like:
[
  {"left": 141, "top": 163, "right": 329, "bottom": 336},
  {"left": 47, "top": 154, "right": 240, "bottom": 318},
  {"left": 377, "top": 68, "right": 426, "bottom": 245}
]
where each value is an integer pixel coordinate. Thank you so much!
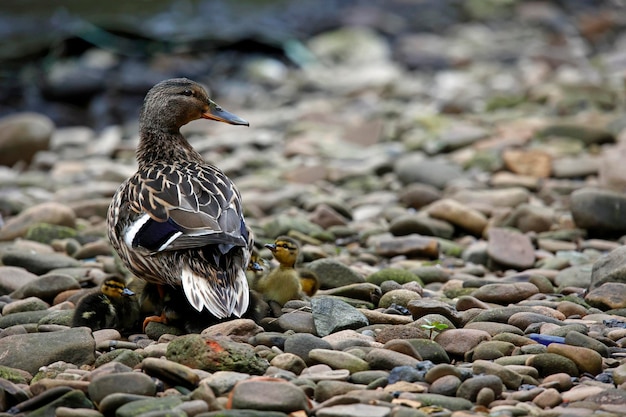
[
  {"left": 472, "top": 282, "right": 539, "bottom": 304},
  {"left": 434, "top": 329, "right": 491, "bottom": 358},
  {"left": 308, "top": 348, "right": 369, "bottom": 373},
  {"left": 425, "top": 198, "right": 488, "bottom": 235},
  {"left": 0, "top": 327, "right": 95, "bottom": 374},
  {"left": 486, "top": 227, "right": 535, "bottom": 270},
  {"left": 229, "top": 378, "right": 311, "bottom": 413}
]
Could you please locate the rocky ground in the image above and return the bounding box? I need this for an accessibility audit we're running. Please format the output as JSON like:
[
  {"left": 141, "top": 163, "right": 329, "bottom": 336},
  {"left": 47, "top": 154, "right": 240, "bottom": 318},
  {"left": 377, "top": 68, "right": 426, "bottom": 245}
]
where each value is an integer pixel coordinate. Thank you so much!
[{"left": 2, "top": 1, "right": 626, "bottom": 417}]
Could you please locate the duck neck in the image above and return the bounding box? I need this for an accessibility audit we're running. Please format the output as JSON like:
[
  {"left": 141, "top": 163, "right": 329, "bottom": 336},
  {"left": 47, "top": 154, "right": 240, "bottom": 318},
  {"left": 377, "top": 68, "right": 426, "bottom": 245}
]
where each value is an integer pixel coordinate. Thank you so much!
[{"left": 136, "top": 126, "right": 204, "bottom": 166}]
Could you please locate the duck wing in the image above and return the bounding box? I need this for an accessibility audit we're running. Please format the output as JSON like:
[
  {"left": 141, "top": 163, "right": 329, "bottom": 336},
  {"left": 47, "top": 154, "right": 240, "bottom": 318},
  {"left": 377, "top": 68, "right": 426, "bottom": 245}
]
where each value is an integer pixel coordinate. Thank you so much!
[{"left": 124, "top": 162, "right": 250, "bottom": 255}]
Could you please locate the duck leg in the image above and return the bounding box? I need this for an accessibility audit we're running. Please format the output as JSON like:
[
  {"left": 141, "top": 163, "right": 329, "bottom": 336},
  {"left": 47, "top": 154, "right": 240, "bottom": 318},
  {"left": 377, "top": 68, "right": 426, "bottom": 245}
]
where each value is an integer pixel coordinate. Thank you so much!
[{"left": 142, "top": 284, "right": 168, "bottom": 331}]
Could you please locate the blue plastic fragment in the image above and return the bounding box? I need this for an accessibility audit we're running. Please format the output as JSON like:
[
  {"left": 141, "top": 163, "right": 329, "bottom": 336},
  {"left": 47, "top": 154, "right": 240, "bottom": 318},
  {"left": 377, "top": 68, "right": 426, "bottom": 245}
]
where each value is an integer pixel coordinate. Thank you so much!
[{"left": 528, "top": 333, "right": 565, "bottom": 346}]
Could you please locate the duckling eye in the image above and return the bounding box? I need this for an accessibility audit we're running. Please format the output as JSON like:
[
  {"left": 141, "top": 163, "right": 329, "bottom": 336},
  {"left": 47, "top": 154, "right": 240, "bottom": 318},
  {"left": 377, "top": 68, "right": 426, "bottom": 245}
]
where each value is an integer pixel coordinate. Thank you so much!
[{"left": 182, "top": 89, "right": 194, "bottom": 97}]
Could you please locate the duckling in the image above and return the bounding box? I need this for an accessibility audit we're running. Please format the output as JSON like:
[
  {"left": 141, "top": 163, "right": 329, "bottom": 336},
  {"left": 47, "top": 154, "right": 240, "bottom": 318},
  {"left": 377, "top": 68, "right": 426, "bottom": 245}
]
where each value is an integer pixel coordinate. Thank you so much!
[
  {"left": 72, "top": 275, "right": 140, "bottom": 334},
  {"left": 299, "top": 269, "right": 320, "bottom": 297},
  {"left": 106, "top": 78, "right": 253, "bottom": 323},
  {"left": 254, "top": 236, "right": 319, "bottom": 310}
]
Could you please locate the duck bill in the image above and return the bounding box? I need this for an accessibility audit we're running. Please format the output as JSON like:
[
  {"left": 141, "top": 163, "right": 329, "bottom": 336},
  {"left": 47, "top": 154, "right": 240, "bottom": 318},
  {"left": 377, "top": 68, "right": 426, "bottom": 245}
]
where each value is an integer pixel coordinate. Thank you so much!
[
  {"left": 122, "top": 288, "right": 135, "bottom": 297},
  {"left": 202, "top": 102, "right": 249, "bottom": 126},
  {"left": 264, "top": 243, "right": 277, "bottom": 253}
]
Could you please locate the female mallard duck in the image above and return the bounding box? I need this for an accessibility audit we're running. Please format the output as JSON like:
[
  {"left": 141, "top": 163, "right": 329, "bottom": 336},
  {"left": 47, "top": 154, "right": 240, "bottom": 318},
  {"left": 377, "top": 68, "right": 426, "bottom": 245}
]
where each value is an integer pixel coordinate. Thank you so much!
[
  {"left": 72, "top": 275, "right": 140, "bottom": 334},
  {"left": 107, "top": 78, "right": 253, "bottom": 322},
  {"left": 254, "top": 236, "right": 318, "bottom": 307}
]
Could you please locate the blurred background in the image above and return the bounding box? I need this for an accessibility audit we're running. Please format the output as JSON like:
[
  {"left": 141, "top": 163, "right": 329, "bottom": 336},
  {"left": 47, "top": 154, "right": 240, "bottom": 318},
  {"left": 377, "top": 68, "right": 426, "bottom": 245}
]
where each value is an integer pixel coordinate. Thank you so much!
[{"left": 1, "top": 0, "right": 625, "bottom": 131}]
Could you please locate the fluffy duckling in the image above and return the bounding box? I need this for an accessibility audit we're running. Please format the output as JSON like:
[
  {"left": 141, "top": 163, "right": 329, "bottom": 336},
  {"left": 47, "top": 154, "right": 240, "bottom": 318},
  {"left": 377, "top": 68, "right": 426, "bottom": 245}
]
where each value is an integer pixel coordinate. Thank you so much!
[
  {"left": 106, "top": 78, "right": 253, "bottom": 323},
  {"left": 72, "top": 275, "right": 140, "bottom": 334},
  {"left": 254, "top": 236, "right": 318, "bottom": 309}
]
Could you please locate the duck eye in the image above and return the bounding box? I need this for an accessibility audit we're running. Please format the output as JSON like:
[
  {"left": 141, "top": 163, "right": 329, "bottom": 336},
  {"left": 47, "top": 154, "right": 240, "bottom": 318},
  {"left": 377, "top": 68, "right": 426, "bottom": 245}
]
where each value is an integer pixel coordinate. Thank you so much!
[{"left": 182, "top": 89, "right": 194, "bottom": 97}]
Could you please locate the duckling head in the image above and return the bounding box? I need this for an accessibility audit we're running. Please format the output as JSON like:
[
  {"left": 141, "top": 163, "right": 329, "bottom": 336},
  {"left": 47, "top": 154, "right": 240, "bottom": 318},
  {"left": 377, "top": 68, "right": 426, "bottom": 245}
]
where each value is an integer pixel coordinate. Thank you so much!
[
  {"left": 100, "top": 276, "right": 135, "bottom": 299},
  {"left": 265, "top": 236, "right": 300, "bottom": 268},
  {"left": 140, "top": 78, "right": 249, "bottom": 133}
]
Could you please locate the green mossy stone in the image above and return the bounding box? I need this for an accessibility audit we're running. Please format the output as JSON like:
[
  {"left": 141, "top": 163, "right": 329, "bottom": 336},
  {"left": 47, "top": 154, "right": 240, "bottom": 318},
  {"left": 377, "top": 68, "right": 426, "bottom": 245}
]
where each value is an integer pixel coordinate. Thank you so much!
[
  {"left": 366, "top": 268, "right": 423, "bottom": 286},
  {"left": 0, "top": 365, "right": 29, "bottom": 384},
  {"left": 25, "top": 222, "right": 77, "bottom": 244}
]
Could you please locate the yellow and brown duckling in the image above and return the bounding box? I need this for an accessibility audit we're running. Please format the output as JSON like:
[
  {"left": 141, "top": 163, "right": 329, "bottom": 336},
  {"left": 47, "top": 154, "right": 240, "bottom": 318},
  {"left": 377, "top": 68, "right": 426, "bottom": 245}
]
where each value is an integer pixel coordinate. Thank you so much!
[
  {"left": 253, "top": 236, "right": 319, "bottom": 309},
  {"left": 72, "top": 275, "right": 140, "bottom": 334},
  {"left": 106, "top": 78, "right": 253, "bottom": 324}
]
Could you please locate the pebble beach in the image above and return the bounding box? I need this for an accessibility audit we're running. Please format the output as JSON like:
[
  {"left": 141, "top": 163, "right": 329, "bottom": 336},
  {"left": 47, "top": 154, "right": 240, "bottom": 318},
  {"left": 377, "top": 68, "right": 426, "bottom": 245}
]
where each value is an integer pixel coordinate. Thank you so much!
[{"left": 2, "top": 1, "right": 626, "bottom": 416}]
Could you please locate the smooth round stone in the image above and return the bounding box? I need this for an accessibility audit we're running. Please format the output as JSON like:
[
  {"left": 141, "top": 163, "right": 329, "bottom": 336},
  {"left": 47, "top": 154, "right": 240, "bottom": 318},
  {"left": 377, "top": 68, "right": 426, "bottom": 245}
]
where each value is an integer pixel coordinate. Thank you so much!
[
  {"left": 0, "top": 202, "right": 76, "bottom": 241},
  {"left": 395, "top": 156, "right": 464, "bottom": 189},
  {"left": 249, "top": 332, "right": 289, "bottom": 350},
  {"left": 19, "top": 389, "right": 93, "bottom": 416},
  {"left": 526, "top": 353, "right": 578, "bottom": 377},
  {"left": 377, "top": 289, "right": 421, "bottom": 309},
  {"left": 323, "top": 330, "right": 378, "bottom": 350},
  {"left": 406, "top": 339, "right": 450, "bottom": 364},
  {"left": 140, "top": 357, "right": 200, "bottom": 388},
  {"left": 563, "top": 331, "right": 609, "bottom": 357},
  {"left": 115, "top": 397, "right": 183, "bottom": 417},
  {"left": 476, "top": 387, "right": 496, "bottom": 407},
  {"left": 472, "top": 359, "right": 523, "bottom": 389},
  {"left": 2, "top": 251, "right": 81, "bottom": 276},
  {"left": 556, "top": 300, "right": 588, "bottom": 318},
  {"left": 92, "top": 329, "right": 122, "bottom": 345},
  {"left": 546, "top": 344, "right": 603, "bottom": 375},
  {"left": 0, "top": 112, "right": 54, "bottom": 167},
  {"left": 0, "top": 266, "right": 38, "bottom": 294},
  {"left": 486, "top": 228, "right": 535, "bottom": 270},
  {"left": 275, "top": 310, "right": 317, "bottom": 334},
  {"left": 455, "top": 295, "right": 490, "bottom": 311},
  {"left": 365, "top": 347, "right": 420, "bottom": 370},
  {"left": 507, "top": 312, "right": 563, "bottom": 331},
  {"left": 300, "top": 365, "right": 350, "bottom": 382},
  {"left": 425, "top": 198, "right": 488, "bottom": 235},
  {"left": 308, "top": 348, "right": 369, "bottom": 373},
  {"left": 397, "top": 393, "right": 473, "bottom": 411},
  {"left": 314, "top": 380, "right": 366, "bottom": 403},
  {"left": 284, "top": 333, "right": 333, "bottom": 366},
  {"left": 470, "top": 341, "right": 516, "bottom": 360},
  {"left": 316, "top": 403, "right": 393, "bottom": 417},
  {"left": 55, "top": 407, "right": 104, "bottom": 417},
  {"left": 0, "top": 327, "right": 95, "bottom": 374},
  {"left": 202, "top": 371, "right": 250, "bottom": 396},
  {"left": 350, "top": 370, "right": 389, "bottom": 385},
  {"left": 88, "top": 372, "right": 157, "bottom": 405},
  {"left": 201, "top": 318, "right": 264, "bottom": 343},
  {"left": 11, "top": 273, "right": 80, "bottom": 301},
  {"left": 307, "top": 258, "right": 365, "bottom": 288},
  {"left": 429, "top": 374, "right": 461, "bottom": 396},
  {"left": 456, "top": 374, "right": 503, "bottom": 402},
  {"left": 434, "top": 329, "right": 491, "bottom": 358},
  {"left": 464, "top": 322, "right": 524, "bottom": 336},
  {"left": 533, "top": 387, "right": 562, "bottom": 408},
  {"left": 471, "top": 282, "right": 539, "bottom": 304},
  {"left": 229, "top": 378, "right": 310, "bottom": 413},
  {"left": 585, "top": 282, "right": 626, "bottom": 310},
  {"left": 269, "top": 353, "right": 307, "bottom": 375},
  {"left": 571, "top": 187, "right": 626, "bottom": 235},
  {"left": 174, "top": 399, "right": 209, "bottom": 416},
  {"left": 1, "top": 296, "right": 48, "bottom": 315}
]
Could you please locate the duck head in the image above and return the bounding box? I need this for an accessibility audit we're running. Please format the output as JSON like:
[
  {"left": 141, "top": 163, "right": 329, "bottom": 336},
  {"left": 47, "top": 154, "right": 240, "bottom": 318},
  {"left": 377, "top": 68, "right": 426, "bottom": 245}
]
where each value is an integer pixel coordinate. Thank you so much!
[{"left": 140, "top": 78, "right": 249, "bottom": 132}]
